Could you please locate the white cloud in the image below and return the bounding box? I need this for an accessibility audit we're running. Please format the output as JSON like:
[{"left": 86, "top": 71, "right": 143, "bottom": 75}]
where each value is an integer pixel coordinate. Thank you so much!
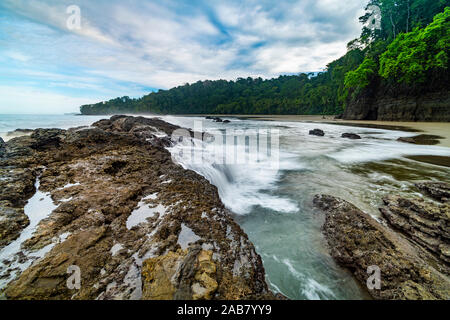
[
  {"left": 0, "top": 85, "right": 107, "bottom": 114},
  {"left": 0, "top": 0, "right": 369, "bottom": 112}
]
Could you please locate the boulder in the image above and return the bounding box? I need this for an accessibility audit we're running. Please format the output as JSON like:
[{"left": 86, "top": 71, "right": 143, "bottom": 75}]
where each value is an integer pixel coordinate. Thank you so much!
[
  {"left": 309, "top": 129, "right": 325, "bottom": 137},
  {"left": 342, "top": 133, "right": 362, "bottom": 140}
]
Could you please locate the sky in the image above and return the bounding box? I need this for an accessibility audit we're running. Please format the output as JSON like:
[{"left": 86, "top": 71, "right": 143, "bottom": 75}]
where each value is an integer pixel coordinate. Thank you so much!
[{"left": 0, "top": 0, "right": 367, "bottom": 114}]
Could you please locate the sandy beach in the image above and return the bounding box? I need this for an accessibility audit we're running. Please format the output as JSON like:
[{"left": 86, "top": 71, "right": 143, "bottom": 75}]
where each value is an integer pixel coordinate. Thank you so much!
[{"left": 210, "top": 115, "right": 450, "bottom": 148}]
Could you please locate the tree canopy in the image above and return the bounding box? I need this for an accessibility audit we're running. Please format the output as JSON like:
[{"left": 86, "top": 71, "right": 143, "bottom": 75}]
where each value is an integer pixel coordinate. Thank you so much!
[{"left": 81, "top": 1, "right": 449, "bottom": 116}]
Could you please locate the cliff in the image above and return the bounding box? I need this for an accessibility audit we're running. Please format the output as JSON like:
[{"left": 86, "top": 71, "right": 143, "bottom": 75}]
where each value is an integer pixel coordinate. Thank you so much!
[{"left": 343, "top": 87, "right": 450, "bottom": 122}]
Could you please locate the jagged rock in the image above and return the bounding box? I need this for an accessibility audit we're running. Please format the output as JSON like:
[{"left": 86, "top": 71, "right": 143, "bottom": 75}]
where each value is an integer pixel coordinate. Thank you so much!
[
  {"left": 1, "top": 116, "right": 274, "bottom": 300},
  {"left": 0, "top": 141, "right": 5, "bottom": 159},
  {"left": 342, "top": 133, "right": 362, "bottom": 140},
  {"left": 415, "top": 182, "right": 450, "bottom": 202},
  {"left": 314, "top": 194, "right": 450, "bottom": 300},
  {"left": 141, "top": 248, "right": 219, "bottom": 300},
  {"left": 309, "top": 129, "right": 325, "bottom": 137},
  {"left": 0, "top": 167, "right": 37, "bottom": 249},
  {"left": 380, "top": 195, "right": 450, "bottom": 266},
  {"left": 0, "top": 204, "right": 30, "bottom": 249},
  {"left": 30, "top": 129, "right": 65, "bottom": 150}
]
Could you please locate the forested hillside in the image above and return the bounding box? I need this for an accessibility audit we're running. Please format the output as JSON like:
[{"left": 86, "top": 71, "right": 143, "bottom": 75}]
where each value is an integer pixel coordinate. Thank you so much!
[{"left": 81, "top": 0, "right": 448, "bottom": 116}]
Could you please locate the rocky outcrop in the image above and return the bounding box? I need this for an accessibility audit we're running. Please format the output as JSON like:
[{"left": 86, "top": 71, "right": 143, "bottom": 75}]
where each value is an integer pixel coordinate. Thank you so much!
[
  {"left": 416, "top": 182, "right": 450, "bottom": 202},
  {"left": 0, "top": 116, "right": 274, "bottom": 300},
  {"left": 343, "top": 89, "right": 450, "bottom": 122},
  {"left": 309, "top": 129, "right": 325, "bottom": 137},
  {"left": 0, "top": 167, "right": 36, "bottom": 248},
  {"left": 314, "top": 194, "right": 450, "bottom": 300},
  {"left": 380, "top": 195, "right": 449, "bottom": 266}
]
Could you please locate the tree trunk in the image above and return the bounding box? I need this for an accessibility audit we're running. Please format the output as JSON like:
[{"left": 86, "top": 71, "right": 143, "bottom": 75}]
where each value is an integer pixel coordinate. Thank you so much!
[
  {"left": 406, "top": 0, "right": 410, "bottom": 33},
  {"left": 390, "top": 12, "right": 396, "bottom": 38}
]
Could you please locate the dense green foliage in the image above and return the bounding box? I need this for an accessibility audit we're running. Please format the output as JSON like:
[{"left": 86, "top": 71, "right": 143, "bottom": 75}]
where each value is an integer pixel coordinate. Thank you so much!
[
  {"left": 81, "top": 1, "right": 449, "bottom": 116},
  {"left": 379, "top": 8, "right": 449, "bottom": 84},
  {"left": 345, "top": 57, "right": 377, "bottom": 91}
]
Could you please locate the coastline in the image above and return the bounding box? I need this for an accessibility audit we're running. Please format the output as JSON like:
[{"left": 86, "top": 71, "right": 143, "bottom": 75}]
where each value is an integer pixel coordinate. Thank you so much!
[
  {"left": 171, "top": 114, "right": 450, "bottom": 148},
  {"left": 1, "top": 115, "right": 449, "bottom": 300},
  {"left": 0, "top": 116, "right": 275, "bottom": 300}
]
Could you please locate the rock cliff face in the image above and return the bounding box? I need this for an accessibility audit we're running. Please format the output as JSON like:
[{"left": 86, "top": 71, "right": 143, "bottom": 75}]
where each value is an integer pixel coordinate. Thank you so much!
[
  {"left": 0, "top": 116, "right": 274, "bottom": 300},
  {"left": 343, "top": 89, "right": 450, "bottom": 122},
  {"left": 314, "top": 188, "right": 450, "bottom": 300}
]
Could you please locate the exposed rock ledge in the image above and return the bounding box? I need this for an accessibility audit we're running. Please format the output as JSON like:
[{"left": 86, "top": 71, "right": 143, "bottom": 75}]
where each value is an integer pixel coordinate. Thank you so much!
[
  {"left": 0, "top": 116, "right": 274, "bottom": 300},
  {"left": 342, "top": 89, "right": 450, "bottom": 121},
  {"left": 314, "top": 190, "right": 449, "bottom": 300}
]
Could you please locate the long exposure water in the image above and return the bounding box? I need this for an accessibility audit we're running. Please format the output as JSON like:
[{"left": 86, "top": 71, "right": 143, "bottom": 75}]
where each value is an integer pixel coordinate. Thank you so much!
[
  {"left": 1, "top": 114, "right": 449, "bottom": 300},
  {"left": 162, "top": 115, "right": 450, "bottom": 300}
]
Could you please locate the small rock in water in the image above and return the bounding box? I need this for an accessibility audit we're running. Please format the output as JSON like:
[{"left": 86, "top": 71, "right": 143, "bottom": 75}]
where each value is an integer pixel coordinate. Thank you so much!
[
  {"left": 309, "top": 129, "right": 325, "bottom": 137},
  {"left": 397, "top": 134, "right": 443, "bottom": 145},
  {"left": 342, "top": 133, "right": 361, "bottom": 140}
]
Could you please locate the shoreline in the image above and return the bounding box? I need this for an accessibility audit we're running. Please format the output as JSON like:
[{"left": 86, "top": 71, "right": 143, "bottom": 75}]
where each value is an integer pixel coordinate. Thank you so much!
[
  {"left": 0, "top": 116, "right": 275, "bottom": 300},
  {"left": 187, "top": 114, "right": 450, "bottom": 148},
  {"left": 1, "top": 115, "right": 449, "bottom": 300}
]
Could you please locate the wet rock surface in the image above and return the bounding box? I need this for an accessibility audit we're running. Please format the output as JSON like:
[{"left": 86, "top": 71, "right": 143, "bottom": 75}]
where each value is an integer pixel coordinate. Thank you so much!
[
  {"left": 314, "top": 193, "right": 450, "bottom": 300},
  {"left": 0, "top": 137, "right": 5, "bottom": 156},
  {"left": 415, "top": 182, "right": 450, "bottom": 202},
  {"left": 341, "top": 133, "right": 362, "bottom": 140},
  {"left": 397, "top": 135, "right": 443, "bottom": 146},
  {"left": 309, "top": 129, "right": 325, "bottom": 137},
  {"left": 0, "top": 168, "right": 36, "bottom": 249},
  {"left": 0, "top": 116, "right": 274, "bottom": 300},
  {"left": 381, "top": 195, "right": 449, "bottom": 266}
]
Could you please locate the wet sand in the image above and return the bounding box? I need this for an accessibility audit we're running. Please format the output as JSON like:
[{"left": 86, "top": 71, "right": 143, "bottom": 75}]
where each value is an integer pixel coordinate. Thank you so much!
[{"left": 210, "top": 115, "right": 450, "bottom": 148}]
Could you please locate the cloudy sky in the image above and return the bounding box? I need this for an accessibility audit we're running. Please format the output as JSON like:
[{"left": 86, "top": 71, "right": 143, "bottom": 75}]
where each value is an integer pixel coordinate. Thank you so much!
[{"left": 0, "top": 0, "right": 367, "bottom": 114}]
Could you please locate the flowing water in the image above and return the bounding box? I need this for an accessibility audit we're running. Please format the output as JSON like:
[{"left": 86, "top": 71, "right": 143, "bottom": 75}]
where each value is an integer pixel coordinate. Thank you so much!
[
  {"left": 1, "top": 114, "right": 449, "bottom": 300},
  {"left": 161, "top": 115, "right": 450, "bottom": 300}
]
